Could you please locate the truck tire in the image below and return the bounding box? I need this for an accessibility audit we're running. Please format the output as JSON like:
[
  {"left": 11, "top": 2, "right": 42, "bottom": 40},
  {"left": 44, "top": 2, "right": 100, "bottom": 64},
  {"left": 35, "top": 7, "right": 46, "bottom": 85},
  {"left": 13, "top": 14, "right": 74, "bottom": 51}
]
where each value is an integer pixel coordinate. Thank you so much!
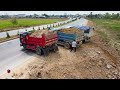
[
  {"left": 42, "top": 48, "right": 49, "bottom": 56},
  {"left": 53, "top": 44, "right": 58, "bottom": 52},
  {"left": 36, "top": 47, "right": 42, "bottom": 55},
  {"left": 23, "top": 44, "right": 27, "bottom": 50},
  {"left": 64, "top": 42, "right": 70, "bottom": 49},
  {"left": 82, "top": 40, "right": 85, "bottom": 43}
]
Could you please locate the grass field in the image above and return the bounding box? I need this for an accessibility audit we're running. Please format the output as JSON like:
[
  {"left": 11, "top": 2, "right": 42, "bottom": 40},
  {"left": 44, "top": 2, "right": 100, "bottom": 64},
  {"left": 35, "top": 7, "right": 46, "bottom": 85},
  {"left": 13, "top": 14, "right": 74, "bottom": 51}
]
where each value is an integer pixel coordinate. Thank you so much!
[
  {"left": 89, "top": 18, "right": 120, "bottom": 51},
  {"left": 89, "top": 19, "right": 120, "bottom": 32},
  {"left": 0, "top": 18, "right": 68, "bottom": 32},
  {"left": 89, "top": 19, "right": 120, "bottom": 39}
]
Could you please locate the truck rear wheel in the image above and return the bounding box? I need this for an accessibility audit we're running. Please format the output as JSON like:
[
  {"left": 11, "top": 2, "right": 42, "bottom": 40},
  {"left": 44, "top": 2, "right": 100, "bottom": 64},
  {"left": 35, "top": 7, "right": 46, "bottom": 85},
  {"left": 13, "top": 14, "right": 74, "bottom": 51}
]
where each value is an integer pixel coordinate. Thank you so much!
[
  {"left": 53, "top": 44, "right": 58, "bottom": 52},
  {"left": 36, "top": 47, "right": 42, "bottom": 55},
  {"left": 42, "top": 48, "right": 49, "bottom": 56},
  {"left": 82, "top": 40, "right": 85, "bottom": 43},
  {"left": 64, "top": 42, "right": 70, "bottom": 49}
]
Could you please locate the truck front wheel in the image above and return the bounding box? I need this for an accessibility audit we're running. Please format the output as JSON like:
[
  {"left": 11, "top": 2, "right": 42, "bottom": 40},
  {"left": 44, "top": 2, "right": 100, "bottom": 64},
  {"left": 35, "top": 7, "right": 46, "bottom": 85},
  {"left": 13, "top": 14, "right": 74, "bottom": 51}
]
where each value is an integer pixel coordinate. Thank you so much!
[
  {"left": 42, "top": 48, "right": 49, "bottom": 56},
  {"left": 64, "top": 42, "right": 70, "bottom": 49},
  {"left": 23, "top": 44, "right": 27, "bottom": 50},
  {"left": 82, "top": 40, "right": 85, "bottom": 43},
  {"left": 36, "top": 47, "right": 42, "bottom": 55}
]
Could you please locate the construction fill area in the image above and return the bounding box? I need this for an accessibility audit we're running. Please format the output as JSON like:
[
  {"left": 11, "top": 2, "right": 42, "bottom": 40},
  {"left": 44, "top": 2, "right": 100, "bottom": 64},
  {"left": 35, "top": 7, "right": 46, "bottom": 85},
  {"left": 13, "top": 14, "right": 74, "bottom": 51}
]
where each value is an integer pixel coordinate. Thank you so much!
[{"left": 1, "top": 20, "right": 120, "bottom": 79}]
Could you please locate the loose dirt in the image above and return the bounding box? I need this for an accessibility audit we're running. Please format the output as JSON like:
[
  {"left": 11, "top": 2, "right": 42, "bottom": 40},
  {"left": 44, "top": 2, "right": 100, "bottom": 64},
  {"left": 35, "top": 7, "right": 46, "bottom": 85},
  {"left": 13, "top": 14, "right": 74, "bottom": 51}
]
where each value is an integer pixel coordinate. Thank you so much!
[{"left": 1, "top": 20, "right": 120, "bottom": 79}]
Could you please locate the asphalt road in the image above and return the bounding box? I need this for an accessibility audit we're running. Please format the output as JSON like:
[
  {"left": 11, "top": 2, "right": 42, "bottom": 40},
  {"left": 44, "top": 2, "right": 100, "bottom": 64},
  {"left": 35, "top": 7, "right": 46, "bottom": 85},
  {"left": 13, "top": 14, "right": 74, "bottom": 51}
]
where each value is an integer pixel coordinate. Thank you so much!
[{"left": 0, "top": 18, "right": 88, "bottom": 76}]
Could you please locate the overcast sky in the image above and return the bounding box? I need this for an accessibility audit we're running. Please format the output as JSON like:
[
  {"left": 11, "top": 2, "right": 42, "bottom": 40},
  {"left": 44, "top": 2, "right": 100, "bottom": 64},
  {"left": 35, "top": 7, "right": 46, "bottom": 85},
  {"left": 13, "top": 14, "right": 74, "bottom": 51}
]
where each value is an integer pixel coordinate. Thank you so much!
[{"left": 0, "top": 11, "right": 120, "bottom": 15}]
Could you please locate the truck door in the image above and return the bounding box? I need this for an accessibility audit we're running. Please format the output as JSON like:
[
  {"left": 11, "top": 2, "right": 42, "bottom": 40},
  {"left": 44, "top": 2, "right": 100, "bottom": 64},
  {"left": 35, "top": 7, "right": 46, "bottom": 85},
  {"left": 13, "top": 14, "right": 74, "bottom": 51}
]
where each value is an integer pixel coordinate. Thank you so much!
[{"left": 20, "top": 33, "right": 28, "bottom": 45}]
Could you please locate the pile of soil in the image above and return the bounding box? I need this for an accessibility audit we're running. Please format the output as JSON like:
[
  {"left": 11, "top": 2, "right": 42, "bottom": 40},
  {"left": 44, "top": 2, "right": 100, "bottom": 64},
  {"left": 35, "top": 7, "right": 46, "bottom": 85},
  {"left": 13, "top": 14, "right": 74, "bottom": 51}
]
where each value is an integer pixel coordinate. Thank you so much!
[
  {"left": 59, "top": 27, "right": 83, "bottom": 35},
  {"left": 2, "top": 20, "right": 120, "bottom": 79},
  {"left": 30, "top": 29, "right": 55, "bottom": 38},
  {"left": 8, "top": 42, "right": 120, "bottom": 79}
]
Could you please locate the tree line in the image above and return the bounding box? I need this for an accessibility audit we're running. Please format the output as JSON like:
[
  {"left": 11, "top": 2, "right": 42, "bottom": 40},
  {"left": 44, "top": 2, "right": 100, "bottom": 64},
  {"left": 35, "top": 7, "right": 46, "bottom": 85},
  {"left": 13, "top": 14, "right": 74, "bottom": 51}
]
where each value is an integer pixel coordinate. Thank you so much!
[{"left": 87, "top": 12, "right": 120, "bottom": 20}]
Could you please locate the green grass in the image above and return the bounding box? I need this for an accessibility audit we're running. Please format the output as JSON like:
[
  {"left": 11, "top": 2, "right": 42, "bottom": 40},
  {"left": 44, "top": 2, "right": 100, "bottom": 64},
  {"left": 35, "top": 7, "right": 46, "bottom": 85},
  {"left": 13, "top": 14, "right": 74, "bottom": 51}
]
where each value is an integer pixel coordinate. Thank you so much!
[
  {"left": 88, "top": 18, "right": 120, "bottom": 32},
  {"left": 89, "top": 18, "right": 120, "bottom": 39},
  {"left": 96, "top": 30, "right": 110, "bottom": 42},
  {"left": 88, "top": 18, "right": 120, "bottom": 51},
  {"left": 0, "top": 18, "right": 68, "bottom": 32}
]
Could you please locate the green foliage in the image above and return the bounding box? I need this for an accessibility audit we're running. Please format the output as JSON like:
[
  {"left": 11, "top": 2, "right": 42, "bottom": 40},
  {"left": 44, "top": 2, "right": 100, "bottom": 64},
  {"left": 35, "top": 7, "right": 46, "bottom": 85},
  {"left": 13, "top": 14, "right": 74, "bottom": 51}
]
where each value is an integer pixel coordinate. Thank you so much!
[{"left": 11, "top": 17, "right": 18, "bottom": 25}]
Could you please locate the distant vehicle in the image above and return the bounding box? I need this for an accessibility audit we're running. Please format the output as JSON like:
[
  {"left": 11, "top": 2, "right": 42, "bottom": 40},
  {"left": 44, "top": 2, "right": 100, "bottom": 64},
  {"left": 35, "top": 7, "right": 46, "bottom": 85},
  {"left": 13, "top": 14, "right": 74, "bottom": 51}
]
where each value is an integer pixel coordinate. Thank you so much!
[{"left": 19, "top": 31, "right": 58, "bottom": 56}]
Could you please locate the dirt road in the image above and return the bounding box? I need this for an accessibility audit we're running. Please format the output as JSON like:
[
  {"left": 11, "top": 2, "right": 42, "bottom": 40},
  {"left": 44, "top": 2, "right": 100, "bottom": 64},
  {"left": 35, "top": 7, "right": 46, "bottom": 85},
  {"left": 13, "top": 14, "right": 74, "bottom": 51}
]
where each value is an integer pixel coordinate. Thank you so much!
[{"left": 1, "top": 20, "right": 120, "bottom": 79}]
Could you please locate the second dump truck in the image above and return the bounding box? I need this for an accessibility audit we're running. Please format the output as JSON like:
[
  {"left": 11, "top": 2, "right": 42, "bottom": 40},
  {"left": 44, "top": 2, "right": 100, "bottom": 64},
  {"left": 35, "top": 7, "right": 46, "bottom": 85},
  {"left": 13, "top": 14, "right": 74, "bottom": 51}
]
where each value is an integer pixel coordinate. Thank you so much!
[{"left": 56, "top": 27, "right": 84, "bottom": 49}]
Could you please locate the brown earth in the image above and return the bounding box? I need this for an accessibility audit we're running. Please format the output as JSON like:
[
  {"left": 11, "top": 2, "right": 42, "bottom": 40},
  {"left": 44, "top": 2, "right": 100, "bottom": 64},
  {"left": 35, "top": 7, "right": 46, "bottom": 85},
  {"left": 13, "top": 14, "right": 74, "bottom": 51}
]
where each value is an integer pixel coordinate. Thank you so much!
[{"left": 1, "top": 20, "right": 120, "bottom": 79}]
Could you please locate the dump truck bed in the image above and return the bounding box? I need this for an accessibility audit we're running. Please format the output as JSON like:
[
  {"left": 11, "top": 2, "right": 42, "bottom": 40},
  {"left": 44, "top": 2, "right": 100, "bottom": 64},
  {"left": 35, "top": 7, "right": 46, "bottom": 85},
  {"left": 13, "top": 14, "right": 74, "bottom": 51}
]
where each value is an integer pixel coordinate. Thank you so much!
[
  {"left": 57, "top": 32, "right": 77, "bottom": 42},
  {"left": 26, "top": 32, "right": 58, "bottom": 47}
]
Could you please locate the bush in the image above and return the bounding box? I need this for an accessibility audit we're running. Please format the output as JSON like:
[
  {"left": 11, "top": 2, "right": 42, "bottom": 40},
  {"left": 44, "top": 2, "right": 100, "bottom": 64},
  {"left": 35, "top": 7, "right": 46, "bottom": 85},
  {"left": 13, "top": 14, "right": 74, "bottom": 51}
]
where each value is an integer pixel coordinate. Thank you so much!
[{"left": 11, "top": 17, "right": 18, "bottom": 25}]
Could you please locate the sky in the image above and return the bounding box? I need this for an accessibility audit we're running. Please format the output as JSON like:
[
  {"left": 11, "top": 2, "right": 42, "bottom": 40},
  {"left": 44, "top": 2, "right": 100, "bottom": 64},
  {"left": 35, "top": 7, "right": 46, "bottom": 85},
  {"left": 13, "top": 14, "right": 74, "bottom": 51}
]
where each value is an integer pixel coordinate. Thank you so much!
[{"left": 0, "top": 11, "right": 120, "bottom": 15}]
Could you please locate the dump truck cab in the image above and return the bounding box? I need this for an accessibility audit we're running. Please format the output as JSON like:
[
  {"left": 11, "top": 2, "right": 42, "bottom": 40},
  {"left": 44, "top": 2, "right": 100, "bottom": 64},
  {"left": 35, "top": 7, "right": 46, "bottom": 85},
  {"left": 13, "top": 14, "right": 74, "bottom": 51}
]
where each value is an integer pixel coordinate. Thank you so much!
[{"left": 20, "top": 32, "right": 28, "bottom": 46}]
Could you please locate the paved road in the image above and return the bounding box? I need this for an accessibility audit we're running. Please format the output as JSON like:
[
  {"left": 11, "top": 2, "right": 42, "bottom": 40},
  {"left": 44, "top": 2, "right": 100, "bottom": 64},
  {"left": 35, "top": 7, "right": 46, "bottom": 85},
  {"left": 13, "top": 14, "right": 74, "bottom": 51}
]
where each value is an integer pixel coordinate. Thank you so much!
[
  {"left": 0, "top": 18, "right": 88, "bottom": 76},
  {"left": 51, "top": 18, "right": 87, "bottom": 31}
]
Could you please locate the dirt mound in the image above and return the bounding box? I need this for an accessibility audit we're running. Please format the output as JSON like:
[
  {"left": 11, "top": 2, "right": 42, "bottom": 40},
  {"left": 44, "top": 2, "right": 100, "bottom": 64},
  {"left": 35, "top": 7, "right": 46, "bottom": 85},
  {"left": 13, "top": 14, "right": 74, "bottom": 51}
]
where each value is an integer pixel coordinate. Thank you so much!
[
  {"left": 59, "top": 27, "right": 83, "bottom": 35},
  {"left": 2, "top": 20, "right": 120, "bottom": 79},
  {"left": 30, "top": 29, "right": 55, "bottom": 38}
]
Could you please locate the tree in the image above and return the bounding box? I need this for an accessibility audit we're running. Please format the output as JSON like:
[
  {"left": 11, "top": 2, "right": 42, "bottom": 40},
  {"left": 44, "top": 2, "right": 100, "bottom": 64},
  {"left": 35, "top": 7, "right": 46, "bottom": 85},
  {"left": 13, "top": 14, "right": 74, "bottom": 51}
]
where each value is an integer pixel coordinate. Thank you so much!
[
  {"left": 112, "top": 13, "right": 120, "bottom": 19},
  {"left": 104, "top": 13, "right": 111, "bottom": 19},
  {"left": 42, "top": 14, "right": 49, "bottom": 18},
  {"left": 90, "top": 12, "right": 93, "bottom": 18},
  {"left": 116, "top": 13, "right": 119, "bottom": 19},
  {"left": 33, "top": 14, "right": 39, "bottom": 18},
  {"left": 11, "top": 16, "right": 18, "bottom": 25}
]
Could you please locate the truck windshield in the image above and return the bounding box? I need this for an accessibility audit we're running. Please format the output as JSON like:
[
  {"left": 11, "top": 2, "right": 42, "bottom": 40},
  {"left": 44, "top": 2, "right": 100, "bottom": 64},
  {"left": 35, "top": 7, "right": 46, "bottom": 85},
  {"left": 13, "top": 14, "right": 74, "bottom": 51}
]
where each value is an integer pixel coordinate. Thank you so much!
[
  {"left": 20, "top": 34, "right": 26, "bottom": 38},
  {"left": 84, "top": 29, "right": 90, "bottom": 33}
]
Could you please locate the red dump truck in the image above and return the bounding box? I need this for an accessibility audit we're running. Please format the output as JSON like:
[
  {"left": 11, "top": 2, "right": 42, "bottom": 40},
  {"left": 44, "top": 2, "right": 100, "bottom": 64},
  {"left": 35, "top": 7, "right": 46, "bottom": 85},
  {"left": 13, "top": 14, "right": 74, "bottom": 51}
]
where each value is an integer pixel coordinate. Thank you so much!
[{"left": 19, "top": 31, "right": 58, "bottom": 56}]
